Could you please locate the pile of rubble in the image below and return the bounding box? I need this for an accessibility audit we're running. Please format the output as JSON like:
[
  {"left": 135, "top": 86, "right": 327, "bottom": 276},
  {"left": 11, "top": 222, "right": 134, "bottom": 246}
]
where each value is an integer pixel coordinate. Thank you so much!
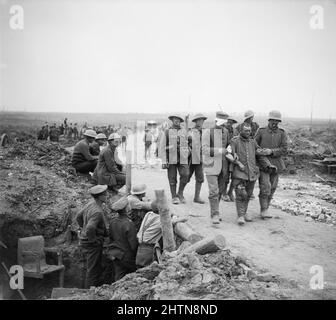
[
  {"left": 272, "top": 198, "right": 336, "bottom": 225},
  {"left": 2, "top": 140, "right": 74, "bottom": 179},
  {"left": 56, "top": 250, "right": 294, "bottom": 300}
]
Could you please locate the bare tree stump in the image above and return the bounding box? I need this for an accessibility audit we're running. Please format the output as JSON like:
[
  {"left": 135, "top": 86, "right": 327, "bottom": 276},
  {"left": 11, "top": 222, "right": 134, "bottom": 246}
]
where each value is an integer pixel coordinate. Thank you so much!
[
  {"left": 182, "top": 234, "right": 226, "bottom": 255},
  {"left": 155, "top": 189, "right": 176, "bottom": 252},
  {"left": 174, "top": 222, "right": 204, "bottom": 244}
]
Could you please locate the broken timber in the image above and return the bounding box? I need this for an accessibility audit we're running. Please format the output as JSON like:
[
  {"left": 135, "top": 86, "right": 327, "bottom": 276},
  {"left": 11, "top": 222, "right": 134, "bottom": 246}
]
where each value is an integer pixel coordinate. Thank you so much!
[
  {"left": 174, "top": 222, "right": 203, "bottom": 244},
  {"left": 181, "top": 234, "right": 226, "bottom": 255},
  {"left": 155, "top": 189, "right": 176, "bottom": 252}
]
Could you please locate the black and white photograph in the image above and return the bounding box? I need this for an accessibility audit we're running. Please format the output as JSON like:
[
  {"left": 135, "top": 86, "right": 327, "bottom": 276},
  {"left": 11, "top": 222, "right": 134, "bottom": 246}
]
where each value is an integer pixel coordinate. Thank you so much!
[{"left": 0, "top": 0, "right": 336, "bottom": 304}]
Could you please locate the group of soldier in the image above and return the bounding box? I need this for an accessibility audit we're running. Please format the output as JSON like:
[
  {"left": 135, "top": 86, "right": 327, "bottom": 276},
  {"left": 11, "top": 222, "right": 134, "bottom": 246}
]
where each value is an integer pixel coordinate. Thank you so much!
[
  {"left": 37, "top": 120, "right": 79, "bottom": 142},
  {"left": 158, "top": 109, "right": 288, "bottom": 225},
  {"left": 71, "top": 109, "right": 288, "bottom": 288}
]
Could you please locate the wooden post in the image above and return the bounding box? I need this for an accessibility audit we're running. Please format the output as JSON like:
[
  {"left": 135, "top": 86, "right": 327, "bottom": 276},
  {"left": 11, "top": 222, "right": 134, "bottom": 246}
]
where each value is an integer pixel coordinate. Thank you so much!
[
  {"left": 155, "top": 189, "right": 176, "bottom": 252},
  {"left": 126, "top": 150, "right": 132, "bottom": 194}
]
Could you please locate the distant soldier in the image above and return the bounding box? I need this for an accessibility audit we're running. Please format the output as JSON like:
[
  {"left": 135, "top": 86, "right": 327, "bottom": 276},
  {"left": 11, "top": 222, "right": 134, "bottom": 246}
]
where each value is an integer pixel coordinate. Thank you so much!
[
  {"left": 64, "top": 118, "right": 68, "bottom": 136},
  {"left": 37, "top": 126, "right": 45, "bottom": 140},
  {"left": 159, "top": 114, "right": 190, "bottom": 204},
  {"left": 42, "top": 122, "right": 49, "bottom": 140},
  {"left": 73, "top": 123, "right": 79, "bottom": 140},
  {"left": 68, "top": 123, "right": 74, "bottom": 139},
  {"left": 143, "top": 128, "right": 153, "bottom": 160},
  {"left": 235, "top": 110, "right": 259, "bottom": 138},
  {"left": 227, "top": 123, "right": 272, "bottom": 225},
  {"left": 49, "top": 123, "right": 60, "bottom": 142},
  {"left": 120, "top": 126, "right": 128, "bottom": 150},
  {"left": 76, "top": 185, "right": 109, "bottom": 288},
  {"left": 71, "top": 129, "right": 98, "bottom": 174},
  {"left": 188, "top": 113, "right": 207, "bottom": 204},
  {"left": 90, "top": 133, "right": 107, "bottom": 156},
  {"left": 202, "top": 111, "right": 230, "bottom": 224},
  {"left": 255, "top": 110, "right": 288, "bottom": 219},
  {"left": 94, "top": 133, "right": 126, "bottom": 190}
]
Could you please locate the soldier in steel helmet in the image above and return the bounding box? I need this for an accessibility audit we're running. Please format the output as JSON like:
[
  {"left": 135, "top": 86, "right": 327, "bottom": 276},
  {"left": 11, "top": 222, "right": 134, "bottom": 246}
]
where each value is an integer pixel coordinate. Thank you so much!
[{"left": 255, "top": 110, "right": 288, "bottom": 219}]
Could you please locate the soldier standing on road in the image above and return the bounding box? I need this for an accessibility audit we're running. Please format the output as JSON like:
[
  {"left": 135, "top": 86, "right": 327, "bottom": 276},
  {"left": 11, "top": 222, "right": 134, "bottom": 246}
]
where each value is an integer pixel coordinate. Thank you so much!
[
  {"left": 255, "top": 110, "right": 288, "bottom": 219},
  {"left": 235, "top": 110, "right": 259, "bottom": 138},
  {"left": 202, "top": 111, "right": 230, "bottom": 224},
  {"left": 159, "top": 114, "right": 190, "bottom": 204},
  {"left": 76, "top": 185, "right": 109, "bottom": 288},
  {"left": 188, "top": 113, "right": 207, "bottom": 204},
  {"left": 227, "top": 123, "right": 272, "bottom": 225}
]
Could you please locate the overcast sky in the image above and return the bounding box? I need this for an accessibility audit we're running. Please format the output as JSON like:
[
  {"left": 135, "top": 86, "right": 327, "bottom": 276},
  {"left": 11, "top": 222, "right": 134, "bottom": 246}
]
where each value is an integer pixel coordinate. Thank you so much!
[{"left": 1, "top": 0, "right": 336, "bottom": 118}]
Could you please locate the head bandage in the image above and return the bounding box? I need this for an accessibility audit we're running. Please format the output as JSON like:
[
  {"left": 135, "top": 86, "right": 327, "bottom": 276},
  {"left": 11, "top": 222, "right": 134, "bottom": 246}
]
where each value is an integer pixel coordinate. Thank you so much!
[{"left": 215, "top": 118, "right": 227, "bottom": 127}]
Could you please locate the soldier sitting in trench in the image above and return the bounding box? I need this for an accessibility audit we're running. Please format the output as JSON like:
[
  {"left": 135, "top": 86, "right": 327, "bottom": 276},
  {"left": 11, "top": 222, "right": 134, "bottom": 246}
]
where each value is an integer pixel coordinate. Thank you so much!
[
  {"left": 127, "top": 184, "right": 153, "bottom": 232},
  {"left": 136, "top": 202, "right": 186, "bottom": 269}
]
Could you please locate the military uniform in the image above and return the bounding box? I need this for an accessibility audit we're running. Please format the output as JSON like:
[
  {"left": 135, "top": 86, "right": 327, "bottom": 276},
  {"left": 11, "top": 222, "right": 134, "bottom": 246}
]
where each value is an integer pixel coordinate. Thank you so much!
[
  {"left": 127, "top": 194, "right": 152, "bottom": 232},
  {"left": 255, "top": 124, "right": 288, "bottom": 214},
  {"left": 202, "top": 121, "right": 229, "bottom": 222},
  {"left": 159, "top": 118, "right": 190, "bottom": 203},
  {"left": 76, "top": 188, "right": 108, "bottom": 288},
  {"left": 188, "top": 118, "right": 205, "bottom": 203},
  {"left": 95, "top": 144, "right": 125, "bottom": 187},
  {"left": 72, "top": 139, "right": 98, "bottom": 173},
  {"left": 229, "top": 135, "right": 264, "bottom": 223},
  {"left": 108, "top": 197, "right": 138, "bottom": 281},
  {"left": 49, "top": 126, "right": 60, "bottom": 142}
]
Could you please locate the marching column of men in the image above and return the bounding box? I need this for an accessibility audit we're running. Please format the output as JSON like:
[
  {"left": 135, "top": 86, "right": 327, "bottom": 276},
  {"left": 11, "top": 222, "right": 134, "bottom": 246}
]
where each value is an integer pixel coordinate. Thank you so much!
[
  {"left": 75, "top": 109, "right": 288, "bottom": 288},
  {"left": 159, "top": 110, "right": 288, "bottom": 225}
]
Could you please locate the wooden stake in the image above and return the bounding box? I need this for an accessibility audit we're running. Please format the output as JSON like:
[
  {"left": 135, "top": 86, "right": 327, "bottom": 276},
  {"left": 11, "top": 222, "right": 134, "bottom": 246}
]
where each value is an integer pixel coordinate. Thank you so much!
[{"left": 155, "top": 189, "right": 176, "bottom": 252}]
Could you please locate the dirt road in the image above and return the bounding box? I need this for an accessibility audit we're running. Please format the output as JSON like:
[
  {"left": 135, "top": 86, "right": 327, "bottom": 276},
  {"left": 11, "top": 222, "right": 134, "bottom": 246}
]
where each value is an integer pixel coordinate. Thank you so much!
[{"left": 132, "top": 164, "right": 336, "bottom": 299}]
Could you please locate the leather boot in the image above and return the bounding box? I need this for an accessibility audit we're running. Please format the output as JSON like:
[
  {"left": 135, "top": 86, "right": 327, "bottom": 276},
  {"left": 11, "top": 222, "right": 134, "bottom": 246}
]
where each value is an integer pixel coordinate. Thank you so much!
[
  {"left": 170, "top": 185, "right": 179, "bottom": 204},
  {"left": 194, "top": 182, "right": 205, "bottom": 204},
  {"left": 209, "top": 198, "right": 220, "bottom": 224},
  {"left": 235, "top": 200, "right": 245, "bottom": 225},
  {"left": 259, "top": 197, "right": 272, "bottom": 219},
  {"left": 244, "top": 201, "right": 252, "bottom": 222},
  {"left": 177, "top": 182, "right": 187, "bottom": 204}
]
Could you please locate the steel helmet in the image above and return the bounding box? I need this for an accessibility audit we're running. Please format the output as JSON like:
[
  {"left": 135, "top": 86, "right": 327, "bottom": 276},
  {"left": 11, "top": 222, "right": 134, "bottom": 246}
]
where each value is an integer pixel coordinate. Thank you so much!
[
  {"left": 243, "top": 110, "right": 254, "bottom": 121},
  {"left": 95, "top": 133, "right": 107, "bottom": 140},
  {"left": 83, "top": 129, "right": 97, "bottom": 138},
  {"left": 216, "top": 111, "right": 229, "bottom": 119},
  {"left": 192, "top": 113, "right": 207, "bottom": 122},
  {"left": 227, "top": 116, "right": 238, "bottom": 124},
  {"left": 108, "top": 133, "right": 121, "bottom": 141},
  {"left": 168, "top": 114, "right": 184, "bottom": 122},
  {"left": 268, "top": 110, "right": 282, "bottom": 122},
  {"left": 131, "top": 184, "right": 147, "bottom": 195}
]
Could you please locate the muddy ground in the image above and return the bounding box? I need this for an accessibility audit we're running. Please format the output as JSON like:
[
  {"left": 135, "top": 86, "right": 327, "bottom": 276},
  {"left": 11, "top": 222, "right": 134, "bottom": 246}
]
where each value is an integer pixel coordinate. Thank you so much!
[{"left": 0, "top": 128, "right": 336, "bottom": 300}]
